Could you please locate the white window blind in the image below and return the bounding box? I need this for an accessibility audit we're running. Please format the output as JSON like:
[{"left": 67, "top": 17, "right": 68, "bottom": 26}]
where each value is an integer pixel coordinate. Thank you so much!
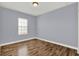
[{"left": 18, "top": 18, "right": 28, "bottom": 35}]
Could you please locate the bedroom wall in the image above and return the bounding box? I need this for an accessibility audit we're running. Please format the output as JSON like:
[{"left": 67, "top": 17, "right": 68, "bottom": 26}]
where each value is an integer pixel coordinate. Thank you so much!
[
  {"left": 0, "top": 7, "right": 3, "bottom": 43},
  {"left": 0, "top": 7, "right": 36, "bottom": 44},
  {"left": 37, "top": 3, "right": 78, "bottom": 48}
]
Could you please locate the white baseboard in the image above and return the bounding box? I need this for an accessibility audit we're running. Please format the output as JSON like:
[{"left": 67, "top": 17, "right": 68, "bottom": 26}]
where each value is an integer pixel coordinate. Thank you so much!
[
  {"left": 34, "top": 37, "right": 78, "bottom": 50},
  {"left": 0, "top": 37, "right": 36, "bottom": 46},
  {"left": 0, "top": 37, "right": 77, "bottom": 50}
]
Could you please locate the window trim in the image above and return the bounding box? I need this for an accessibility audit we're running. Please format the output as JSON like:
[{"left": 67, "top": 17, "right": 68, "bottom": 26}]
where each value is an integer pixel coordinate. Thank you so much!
[{"left": 18, "top": 18, "right": 28, "bottom": 35}]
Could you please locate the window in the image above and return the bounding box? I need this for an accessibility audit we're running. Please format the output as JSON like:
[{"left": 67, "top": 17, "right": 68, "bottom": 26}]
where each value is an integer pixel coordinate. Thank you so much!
[{"left": 18, "top": 18, "right": 28, "bottom": 35}]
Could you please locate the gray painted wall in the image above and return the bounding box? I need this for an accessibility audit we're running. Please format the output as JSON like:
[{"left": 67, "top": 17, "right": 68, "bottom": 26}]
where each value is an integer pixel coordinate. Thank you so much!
[
  {"left": 0, "top": 8, "right": 3, "bottom": 42},
  {"left": 37, "top": 3, "right": 78, "bottom": 48},
  {"left": 0, "top": 7, "right": 36, "bottom": 44}
]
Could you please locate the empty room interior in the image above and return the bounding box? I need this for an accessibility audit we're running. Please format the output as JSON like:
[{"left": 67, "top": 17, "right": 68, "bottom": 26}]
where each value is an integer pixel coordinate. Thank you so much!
[{"left": 0, "top": 2, "right": 79, "bottom": 56}]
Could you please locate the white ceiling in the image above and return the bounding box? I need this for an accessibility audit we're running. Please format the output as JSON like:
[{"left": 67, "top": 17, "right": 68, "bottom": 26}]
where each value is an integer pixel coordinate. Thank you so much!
[{"left": 0, "top": 2, "right": 74, "bottom": 16}]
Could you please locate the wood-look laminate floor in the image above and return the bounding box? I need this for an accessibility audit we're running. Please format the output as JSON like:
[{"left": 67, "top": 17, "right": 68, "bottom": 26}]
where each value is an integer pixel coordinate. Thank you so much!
[
  {"left": 25, "top": 39, "right": 78, "bottom": 56},
  {"left": 1, "top": 39, "right": 79, "bottom": 56}
]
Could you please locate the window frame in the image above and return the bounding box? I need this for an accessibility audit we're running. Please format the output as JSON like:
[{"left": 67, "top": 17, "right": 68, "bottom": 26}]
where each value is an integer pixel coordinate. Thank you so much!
[{"left": 18, "top": 18, "right": 28, "bottom": 35}]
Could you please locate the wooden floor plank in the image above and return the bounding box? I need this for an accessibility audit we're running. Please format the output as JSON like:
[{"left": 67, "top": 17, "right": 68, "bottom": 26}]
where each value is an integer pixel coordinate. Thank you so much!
[{"left": 0, "top": 39, "right": 79, "bottom": 56}]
